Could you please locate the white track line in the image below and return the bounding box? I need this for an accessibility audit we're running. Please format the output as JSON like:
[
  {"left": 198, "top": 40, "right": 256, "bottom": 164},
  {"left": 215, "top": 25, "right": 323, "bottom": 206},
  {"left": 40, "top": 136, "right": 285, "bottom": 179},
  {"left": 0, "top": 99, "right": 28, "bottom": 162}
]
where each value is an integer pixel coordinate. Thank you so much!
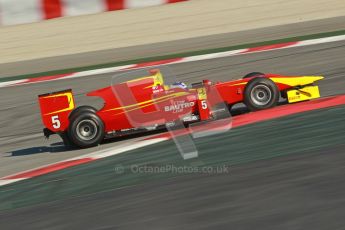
[
  {"left": 0, "top": 137, "right": 168, "bottom": 186},
  {"left": 1, "top": 34, "right": 345, "bottom": 88}
]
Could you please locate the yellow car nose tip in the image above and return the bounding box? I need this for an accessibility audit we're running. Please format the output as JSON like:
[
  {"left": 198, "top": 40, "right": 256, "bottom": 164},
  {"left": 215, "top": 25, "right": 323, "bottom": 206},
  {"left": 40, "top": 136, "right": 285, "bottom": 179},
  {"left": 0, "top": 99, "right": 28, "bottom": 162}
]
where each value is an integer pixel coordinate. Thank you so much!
[{"left": 305, "top": 76, "right": 324, "bottom": 81}]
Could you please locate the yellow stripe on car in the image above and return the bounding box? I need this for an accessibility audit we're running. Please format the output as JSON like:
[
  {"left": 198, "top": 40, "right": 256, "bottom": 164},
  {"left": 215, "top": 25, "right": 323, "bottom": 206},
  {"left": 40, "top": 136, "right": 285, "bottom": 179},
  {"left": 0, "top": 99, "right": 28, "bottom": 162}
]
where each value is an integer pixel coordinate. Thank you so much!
[
  {"left": 271, "top": 76, "right": 324, "bottom": 86},
  {"left": 104, "top": 91, "right": 190, "bottom": 114},
  {"left": 43, "top": 92, "right": 75, "bottom": 115}
]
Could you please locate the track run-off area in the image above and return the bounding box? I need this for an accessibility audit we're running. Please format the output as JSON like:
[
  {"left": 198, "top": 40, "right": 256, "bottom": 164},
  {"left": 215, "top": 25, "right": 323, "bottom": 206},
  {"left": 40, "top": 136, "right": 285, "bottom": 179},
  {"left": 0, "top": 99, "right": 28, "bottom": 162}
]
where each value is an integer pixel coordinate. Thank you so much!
[{"left": 0, "top": 35, "right": 345, "bottom": 229}]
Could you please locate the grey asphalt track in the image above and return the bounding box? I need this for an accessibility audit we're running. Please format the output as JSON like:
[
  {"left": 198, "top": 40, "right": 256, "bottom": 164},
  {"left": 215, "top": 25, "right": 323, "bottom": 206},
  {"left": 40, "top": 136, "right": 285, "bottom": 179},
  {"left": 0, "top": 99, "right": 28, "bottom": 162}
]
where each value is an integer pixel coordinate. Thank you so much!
[
  {"left": 1, "top": 144, "right": 345, "bottom": 230},
  {"left": 0, "top": 39, "right": 345, "bottom": 229}
]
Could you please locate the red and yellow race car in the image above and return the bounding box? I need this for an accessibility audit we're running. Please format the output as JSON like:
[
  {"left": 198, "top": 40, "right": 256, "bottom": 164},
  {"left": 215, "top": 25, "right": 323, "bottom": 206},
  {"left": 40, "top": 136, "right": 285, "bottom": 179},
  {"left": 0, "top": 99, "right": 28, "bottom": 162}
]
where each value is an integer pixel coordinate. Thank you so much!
[{"left": 38, "top": 69, "right": 323, "bottom": 148}]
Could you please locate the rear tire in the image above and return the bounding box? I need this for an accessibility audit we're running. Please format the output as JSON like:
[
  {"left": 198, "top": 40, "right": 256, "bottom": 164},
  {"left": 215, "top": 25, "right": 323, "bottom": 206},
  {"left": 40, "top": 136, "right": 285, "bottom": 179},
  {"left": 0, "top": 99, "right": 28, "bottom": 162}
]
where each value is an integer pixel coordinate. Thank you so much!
[
  {"left": 69, "top": 106, "right": 97, "bottom": 120},
  {"left": 59, "top": 132, "right": 74, "bottom": 147},
  {"left": 244, "top": 78, "right": 279, "bottom": 111},
  {"left": 68, "top": 111, "right": 104, "bottom": 148}
]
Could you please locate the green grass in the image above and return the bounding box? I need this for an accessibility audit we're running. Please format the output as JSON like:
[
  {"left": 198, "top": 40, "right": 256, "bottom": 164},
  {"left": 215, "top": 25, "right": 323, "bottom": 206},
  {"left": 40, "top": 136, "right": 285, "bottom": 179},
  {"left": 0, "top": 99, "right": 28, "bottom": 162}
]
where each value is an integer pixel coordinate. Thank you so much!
[
  {"left": 1, "top": 29, "right": 345, "bottom": 83},
  {"left": 0, "top": 105, "right": 344, "bottom": 211}
]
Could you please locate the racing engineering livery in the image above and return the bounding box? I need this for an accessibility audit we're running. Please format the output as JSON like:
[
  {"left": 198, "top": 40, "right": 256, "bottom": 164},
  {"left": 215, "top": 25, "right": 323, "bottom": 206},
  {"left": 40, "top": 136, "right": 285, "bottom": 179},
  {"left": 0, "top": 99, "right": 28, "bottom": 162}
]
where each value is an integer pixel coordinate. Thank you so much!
[{"left": 38, "top": 69, "right": 324, "bottom": 148}]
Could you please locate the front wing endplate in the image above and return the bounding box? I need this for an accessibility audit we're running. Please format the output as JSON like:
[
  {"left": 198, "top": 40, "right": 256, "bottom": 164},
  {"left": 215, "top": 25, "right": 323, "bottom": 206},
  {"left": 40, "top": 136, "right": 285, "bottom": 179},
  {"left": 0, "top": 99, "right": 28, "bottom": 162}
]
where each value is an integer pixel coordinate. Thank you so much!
[{"left": 287, "top": 85, "right": 321, "bottom": 103}]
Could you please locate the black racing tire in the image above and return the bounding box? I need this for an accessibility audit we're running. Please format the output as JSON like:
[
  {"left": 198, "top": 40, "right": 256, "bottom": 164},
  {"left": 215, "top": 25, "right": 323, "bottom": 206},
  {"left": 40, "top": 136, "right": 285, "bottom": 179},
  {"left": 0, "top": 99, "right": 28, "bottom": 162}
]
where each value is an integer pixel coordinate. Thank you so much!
[
  {"left": 69, "top": 106, "right": 97, "bottom": 120},
  {"left": 68, "top": 111, "right": 105, "bottom": 148},
  {"left": 244, "top": 77, "right": 279, "bottom": 111},
  {"left": 243, "top": 72, "right": 265, "bottom": 79},
  {"left": 59, "top": 132, "right": 74, "bottom": 147}
]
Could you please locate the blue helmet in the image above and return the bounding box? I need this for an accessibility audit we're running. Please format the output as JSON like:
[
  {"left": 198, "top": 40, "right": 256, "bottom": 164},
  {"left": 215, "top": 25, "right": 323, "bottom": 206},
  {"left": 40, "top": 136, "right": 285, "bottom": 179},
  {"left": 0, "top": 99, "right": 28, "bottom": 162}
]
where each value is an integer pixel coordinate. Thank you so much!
[{"left": 171, "top": 81, "right": 187, "bottom": 89}]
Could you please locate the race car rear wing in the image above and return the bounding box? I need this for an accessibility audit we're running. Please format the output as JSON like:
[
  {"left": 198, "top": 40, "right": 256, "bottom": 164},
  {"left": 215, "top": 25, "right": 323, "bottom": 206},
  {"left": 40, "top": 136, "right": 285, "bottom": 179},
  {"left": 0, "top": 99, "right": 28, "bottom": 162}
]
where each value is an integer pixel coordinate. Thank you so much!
[{"left": 38, "top": 89, "right": 75, "bottom": 134}]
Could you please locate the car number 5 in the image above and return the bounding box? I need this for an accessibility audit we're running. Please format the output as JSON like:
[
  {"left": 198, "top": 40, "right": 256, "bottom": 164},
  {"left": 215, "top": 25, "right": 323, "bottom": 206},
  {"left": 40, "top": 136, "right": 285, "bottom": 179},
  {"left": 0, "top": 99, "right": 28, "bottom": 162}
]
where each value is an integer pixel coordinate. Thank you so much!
[
  {"left": 201, "top": 100, "right": 208, "bottom": 109},
  {"left": 52, "top": 115, "right": 61, "bottom": 129}
]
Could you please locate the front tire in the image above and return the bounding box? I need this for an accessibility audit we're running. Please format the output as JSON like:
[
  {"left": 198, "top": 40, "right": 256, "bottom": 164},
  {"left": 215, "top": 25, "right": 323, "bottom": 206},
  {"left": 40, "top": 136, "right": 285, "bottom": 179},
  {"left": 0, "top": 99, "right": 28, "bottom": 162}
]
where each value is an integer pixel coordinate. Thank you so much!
[
  {"left": 243, "top": 72, "right": 265, "bottom": 79},
  {"left": 68, "top": 111, "right": 104, "bottom": 148},
  {"left": 244, "top": 78, "right": 279, "bottom": 111}
]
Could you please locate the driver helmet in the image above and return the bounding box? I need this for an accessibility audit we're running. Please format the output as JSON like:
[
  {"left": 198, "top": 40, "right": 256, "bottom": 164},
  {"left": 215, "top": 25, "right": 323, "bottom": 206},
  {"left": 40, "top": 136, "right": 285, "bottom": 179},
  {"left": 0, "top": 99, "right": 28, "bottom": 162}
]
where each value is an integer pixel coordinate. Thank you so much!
[{"left": 170, "top": 81, "right": 187, "bottom": 89}]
